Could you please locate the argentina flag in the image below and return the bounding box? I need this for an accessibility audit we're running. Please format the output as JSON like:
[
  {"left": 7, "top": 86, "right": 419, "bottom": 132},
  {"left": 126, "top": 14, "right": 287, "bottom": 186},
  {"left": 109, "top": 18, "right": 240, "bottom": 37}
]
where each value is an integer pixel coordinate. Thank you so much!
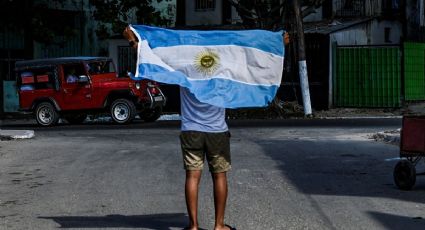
[{"left": 130, "top": 25, "right": 284, "bottom": 108}]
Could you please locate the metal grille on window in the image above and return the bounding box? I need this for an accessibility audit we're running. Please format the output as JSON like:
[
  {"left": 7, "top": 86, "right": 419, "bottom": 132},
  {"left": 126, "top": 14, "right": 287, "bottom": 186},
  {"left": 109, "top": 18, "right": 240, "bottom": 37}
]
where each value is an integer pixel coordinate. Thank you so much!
[
  {"left": 195, "top": 0, "right": 215, "bottom": 11},
  {"left": 334, "top": 0, "right": 365, "bottom": 17},
  {"left": 118, "top": 46, "right": 137, "bottom": 77}
]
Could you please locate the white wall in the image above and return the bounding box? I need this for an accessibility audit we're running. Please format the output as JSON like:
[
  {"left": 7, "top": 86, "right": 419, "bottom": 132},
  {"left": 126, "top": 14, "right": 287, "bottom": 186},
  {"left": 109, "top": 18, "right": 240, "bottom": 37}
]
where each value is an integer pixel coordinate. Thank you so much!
[
  {"left": 331, "top": 29, "right": 369, "bottom": 46},
  {"left": 369, "top": 20, "right": 402, "bottom": 44},
  {"left": 331, "top": 19, "right": 402, "bottom": 46}
]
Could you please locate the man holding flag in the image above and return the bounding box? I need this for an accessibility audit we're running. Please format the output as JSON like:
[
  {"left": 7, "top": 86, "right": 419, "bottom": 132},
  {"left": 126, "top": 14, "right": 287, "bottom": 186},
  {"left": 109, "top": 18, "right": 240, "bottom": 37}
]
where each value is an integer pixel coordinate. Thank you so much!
[{"left": 124, "top": 25, "right": 284, "bottom": 230}]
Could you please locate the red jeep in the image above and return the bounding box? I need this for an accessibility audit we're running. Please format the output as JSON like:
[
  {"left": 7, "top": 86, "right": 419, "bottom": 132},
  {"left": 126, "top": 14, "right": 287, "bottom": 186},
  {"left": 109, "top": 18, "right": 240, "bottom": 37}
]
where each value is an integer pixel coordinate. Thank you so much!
[{"left": 15, "top": 57, "right": 166, "bottom": 126}]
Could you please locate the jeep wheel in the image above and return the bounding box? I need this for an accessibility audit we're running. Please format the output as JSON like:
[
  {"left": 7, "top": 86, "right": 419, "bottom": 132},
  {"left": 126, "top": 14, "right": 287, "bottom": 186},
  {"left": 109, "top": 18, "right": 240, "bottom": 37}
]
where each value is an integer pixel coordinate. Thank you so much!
[
  {"left": 65, "top": 114, "right": 87, "bottom": 124},
  {"left": 140, "top": 106, "right": 163, "bottom": 122},
  {"left": 35, "top": 102, "right": 59, "bottom": 126},
  {"left": 110, "top": 99, "right": 136, "bottom": 124}
]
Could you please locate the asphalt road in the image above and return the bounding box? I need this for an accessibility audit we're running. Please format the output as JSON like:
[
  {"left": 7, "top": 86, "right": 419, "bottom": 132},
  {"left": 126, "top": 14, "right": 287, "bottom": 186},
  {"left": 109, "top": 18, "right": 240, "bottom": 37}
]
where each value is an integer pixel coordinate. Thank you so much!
[{"left": 1, "top": 118, "right": 425, "bottom": 230}]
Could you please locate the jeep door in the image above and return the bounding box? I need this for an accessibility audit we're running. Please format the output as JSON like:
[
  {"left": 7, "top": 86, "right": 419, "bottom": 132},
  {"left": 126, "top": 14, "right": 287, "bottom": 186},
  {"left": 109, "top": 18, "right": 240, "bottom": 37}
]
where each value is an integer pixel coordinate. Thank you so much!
[{"left": 61, "top": 63, "right": 93, "bottom": 110}]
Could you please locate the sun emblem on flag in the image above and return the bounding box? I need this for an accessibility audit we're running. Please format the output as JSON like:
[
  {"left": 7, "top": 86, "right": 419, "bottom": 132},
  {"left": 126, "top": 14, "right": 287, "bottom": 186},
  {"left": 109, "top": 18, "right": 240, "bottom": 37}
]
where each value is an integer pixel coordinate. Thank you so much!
[{"left": 194, "top": 49, "right": 220, "bottom": 76}]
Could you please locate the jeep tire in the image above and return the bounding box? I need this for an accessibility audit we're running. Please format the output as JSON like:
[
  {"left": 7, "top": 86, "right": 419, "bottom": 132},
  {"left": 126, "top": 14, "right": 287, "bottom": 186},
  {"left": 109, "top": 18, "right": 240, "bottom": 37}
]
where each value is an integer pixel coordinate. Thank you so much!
[
  {"left": 140, "top": 106, "right": 163, "bottom": 122},
  {"left": 35, "top": 102, "right": 59, "bottom": 126},
  {"left": 110, "top": 99, "right": 136, "bottom": 124}
]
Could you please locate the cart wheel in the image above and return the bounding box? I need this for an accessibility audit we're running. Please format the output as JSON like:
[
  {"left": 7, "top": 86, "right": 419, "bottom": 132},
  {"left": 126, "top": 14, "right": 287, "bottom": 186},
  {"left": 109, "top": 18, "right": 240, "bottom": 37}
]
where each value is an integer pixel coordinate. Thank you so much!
[{"left": 394, "top": 160, "right": 416, "bottom": 190}]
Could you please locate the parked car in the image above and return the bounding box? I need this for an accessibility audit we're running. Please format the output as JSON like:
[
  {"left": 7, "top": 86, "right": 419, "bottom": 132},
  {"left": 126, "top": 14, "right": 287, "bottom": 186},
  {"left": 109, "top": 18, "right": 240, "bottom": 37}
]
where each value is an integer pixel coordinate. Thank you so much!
[{"left": 15, "top": 57, "right": 166, "bottom": 126}]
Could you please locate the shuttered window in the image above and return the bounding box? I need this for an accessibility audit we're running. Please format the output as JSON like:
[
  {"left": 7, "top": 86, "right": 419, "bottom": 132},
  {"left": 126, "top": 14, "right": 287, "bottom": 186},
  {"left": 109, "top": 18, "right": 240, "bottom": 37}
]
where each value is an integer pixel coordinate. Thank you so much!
[{"left": 195, "top": 0, "right": 215, "bottom": 11}]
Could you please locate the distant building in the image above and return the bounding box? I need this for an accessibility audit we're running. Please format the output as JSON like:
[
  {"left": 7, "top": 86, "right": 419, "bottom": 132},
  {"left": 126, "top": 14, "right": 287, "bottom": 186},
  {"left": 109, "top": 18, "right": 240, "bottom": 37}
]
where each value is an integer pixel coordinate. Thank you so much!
[
  {"left": 176, "top": 0, "right": 240, "bottom": 26},
  {"left": 296, "top": 0, "right": 425, "bottom": 109}
]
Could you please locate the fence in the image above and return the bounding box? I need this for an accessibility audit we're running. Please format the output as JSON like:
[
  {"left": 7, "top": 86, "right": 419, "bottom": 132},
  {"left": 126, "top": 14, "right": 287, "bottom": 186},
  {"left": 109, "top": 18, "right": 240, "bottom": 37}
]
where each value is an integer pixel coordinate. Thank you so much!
[
  {"left": 404, "top": 42, "right": 425, "bottom": 101},
  {"left": 334, "top": 46, "right": 401, "bottom": 107}
]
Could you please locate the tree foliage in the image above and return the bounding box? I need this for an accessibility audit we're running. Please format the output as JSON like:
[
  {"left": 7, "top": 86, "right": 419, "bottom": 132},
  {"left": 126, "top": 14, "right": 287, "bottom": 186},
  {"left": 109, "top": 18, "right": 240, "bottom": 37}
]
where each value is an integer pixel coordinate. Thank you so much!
[
  {"left": 89, "top": 0, "right": 173, "bottom": 39},
  {"left": 0, "top": 0, "right": 80, "bottom": 45}
]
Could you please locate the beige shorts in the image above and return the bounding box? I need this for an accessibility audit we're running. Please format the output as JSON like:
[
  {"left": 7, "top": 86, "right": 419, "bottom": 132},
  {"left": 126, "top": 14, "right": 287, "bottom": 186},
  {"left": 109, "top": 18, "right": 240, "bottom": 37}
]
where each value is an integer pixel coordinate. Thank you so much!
[{"left": 180, "top": 131, "right": 231, "bottom": 173}]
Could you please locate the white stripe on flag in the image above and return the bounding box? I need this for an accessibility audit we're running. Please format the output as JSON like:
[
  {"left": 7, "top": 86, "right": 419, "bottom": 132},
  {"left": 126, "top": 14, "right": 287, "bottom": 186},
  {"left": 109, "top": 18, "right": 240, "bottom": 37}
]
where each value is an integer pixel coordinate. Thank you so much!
[
  {"left": 152, "top": 45, "right": 283, "bottom": 86},
  {"left": 138, "top": 40, "right": 174, "bottom": 71}
]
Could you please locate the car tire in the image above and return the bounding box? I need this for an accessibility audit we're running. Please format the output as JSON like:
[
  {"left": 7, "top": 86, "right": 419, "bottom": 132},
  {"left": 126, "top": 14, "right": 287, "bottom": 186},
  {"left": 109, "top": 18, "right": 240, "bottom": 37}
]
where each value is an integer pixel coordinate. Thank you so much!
[
  {"left": 35, "top": 102, "right": 59, "bottom": 126},
  {"left": 65, "top": 114, "right": 87, "bottom": 124},
  {"left": 110, "top": 98, "right": 136, "bottom": 124},
  {"left": 139, "top": 106, "right": 163, "bottom": 122}
]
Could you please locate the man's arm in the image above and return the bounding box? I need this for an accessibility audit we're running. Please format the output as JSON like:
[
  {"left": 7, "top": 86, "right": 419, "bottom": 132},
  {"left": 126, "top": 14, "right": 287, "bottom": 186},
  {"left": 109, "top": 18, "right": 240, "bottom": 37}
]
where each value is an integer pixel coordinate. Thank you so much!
[{"left": 123, "top": 26, "right": 138, "bottom": 49}]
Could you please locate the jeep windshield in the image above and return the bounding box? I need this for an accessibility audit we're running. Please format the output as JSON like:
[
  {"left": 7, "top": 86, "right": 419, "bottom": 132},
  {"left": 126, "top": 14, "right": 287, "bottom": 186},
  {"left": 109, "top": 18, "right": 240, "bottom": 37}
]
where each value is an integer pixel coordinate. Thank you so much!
[{"left": 86, "top": 60, "right": 115, "bottom": 75}]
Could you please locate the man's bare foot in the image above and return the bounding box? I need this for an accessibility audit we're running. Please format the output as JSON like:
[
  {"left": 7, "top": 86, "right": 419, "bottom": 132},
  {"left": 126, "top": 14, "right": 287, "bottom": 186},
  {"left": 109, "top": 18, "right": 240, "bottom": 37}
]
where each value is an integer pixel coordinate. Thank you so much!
[{"left": 214, "top": 224, "right": 235, "bottom": 230}]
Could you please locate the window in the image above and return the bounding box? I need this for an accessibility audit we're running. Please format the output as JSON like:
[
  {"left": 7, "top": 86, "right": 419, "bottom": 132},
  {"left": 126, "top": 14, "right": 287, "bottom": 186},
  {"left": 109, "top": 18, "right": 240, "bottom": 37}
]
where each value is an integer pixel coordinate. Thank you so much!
[
  {"left": 421, "top": 0, "right": 425, "bottom": 26},
  {"left": 334, "top": 0, "right": 365, "bottom": 17},
  {"left": 87, "top": 61, "right": 115, "bottom": 75},
  {"left": 118, "top": 46, "right": 137, "bottom": 77},
  {"left": 382, "top": 0, "right": 400, "bottom": 15},
  {"left": 391, "top": 0, "right": 400, "bottom": 9},
  {"left": 18, "top": 67, "right": 56, "bottom": 90},
  {"left": 195, "top": 0, "right": 215, "bottom": 11},
  {"left": 63, "top": 64, "right": 86, "bottom": 84},
  {"left": 384, "top": 27, "right": 391, "bottom": 43}
]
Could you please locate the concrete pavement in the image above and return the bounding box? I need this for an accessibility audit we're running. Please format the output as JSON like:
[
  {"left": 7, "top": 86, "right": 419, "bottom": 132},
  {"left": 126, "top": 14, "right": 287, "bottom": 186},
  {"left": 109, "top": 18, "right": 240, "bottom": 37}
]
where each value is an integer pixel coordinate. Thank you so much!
[
  {"left": 0, "top": 114, "right": 403, "bottom": 143},
  {"left": 0, "top": 118, "right": 416, "bottom": 230}
]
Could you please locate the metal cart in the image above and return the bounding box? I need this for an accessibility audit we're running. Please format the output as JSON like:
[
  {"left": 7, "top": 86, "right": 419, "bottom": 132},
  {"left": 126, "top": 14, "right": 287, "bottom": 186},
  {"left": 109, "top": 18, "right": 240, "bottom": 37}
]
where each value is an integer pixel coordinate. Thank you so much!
[{"left": 393, "top": 116, "right": 425, "bottom": 190}]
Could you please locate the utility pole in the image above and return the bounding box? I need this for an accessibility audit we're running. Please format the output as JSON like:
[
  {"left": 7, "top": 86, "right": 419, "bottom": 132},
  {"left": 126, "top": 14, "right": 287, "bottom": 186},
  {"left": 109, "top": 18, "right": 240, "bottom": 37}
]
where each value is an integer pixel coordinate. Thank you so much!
[{"left": 291, "top": 0, "right": 312, "bottom": 116}]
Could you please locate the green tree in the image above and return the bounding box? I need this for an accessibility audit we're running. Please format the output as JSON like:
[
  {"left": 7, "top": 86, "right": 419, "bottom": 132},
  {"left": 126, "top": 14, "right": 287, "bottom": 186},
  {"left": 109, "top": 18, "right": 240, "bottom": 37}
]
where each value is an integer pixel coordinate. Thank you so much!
[
  {"left": 0, "top": 0, "right": 80, "bottom": 46},
  {"left": 89, "top": 0, "right": 173, "bottom": 39}
]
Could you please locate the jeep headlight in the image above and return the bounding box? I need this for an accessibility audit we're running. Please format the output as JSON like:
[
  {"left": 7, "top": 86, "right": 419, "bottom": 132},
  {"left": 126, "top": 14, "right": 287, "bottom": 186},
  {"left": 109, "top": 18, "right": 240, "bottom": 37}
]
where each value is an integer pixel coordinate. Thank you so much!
[{"left": 135, "top": 82, "right": 141, "bottom": 90}]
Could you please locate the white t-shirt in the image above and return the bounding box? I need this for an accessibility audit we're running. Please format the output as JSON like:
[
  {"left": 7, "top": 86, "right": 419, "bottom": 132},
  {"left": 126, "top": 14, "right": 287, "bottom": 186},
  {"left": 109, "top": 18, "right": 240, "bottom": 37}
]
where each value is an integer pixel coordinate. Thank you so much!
[{"left": 180, "top": 87, "right": 228, "bottom": 132}]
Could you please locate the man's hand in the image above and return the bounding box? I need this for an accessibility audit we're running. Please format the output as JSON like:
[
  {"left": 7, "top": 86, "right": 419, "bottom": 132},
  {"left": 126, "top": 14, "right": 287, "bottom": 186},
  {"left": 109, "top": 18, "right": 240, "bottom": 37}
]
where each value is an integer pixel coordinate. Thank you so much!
[
  {"left": 284, "top": 32, "right": 290, "bottom": 46},
  {"left": 123, "top": 26, "right": 138, "bottom": 49}
]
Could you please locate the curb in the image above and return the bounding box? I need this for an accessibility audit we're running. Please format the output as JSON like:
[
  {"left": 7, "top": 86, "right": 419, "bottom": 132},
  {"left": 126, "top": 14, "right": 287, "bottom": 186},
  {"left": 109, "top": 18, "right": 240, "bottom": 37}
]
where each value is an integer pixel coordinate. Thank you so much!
[{"left": 0, "top": 130, "right": 35, "bottom": 140}]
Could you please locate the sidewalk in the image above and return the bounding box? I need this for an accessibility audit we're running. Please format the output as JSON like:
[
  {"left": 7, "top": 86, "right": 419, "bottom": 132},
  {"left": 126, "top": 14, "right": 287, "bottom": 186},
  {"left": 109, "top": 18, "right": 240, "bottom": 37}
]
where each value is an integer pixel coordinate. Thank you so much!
[
  {"left": 0, "top": 115, "right": 35, "bottom": 140},
  {"left": 0, "top": 129, "right": 35, "bottom": 140}
]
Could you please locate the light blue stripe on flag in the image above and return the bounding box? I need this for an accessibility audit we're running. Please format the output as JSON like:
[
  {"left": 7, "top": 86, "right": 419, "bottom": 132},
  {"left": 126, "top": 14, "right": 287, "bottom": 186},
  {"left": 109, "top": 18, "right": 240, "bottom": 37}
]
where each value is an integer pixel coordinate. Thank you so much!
[
  {"left": 130, "top": 25, "right": 284, "bottom": 108},
  {"left": 131, "top": 25, "right": 284, "bottom": 56},
  {"left": 137, "top": 63, "right": 279, "bottom": 108}
]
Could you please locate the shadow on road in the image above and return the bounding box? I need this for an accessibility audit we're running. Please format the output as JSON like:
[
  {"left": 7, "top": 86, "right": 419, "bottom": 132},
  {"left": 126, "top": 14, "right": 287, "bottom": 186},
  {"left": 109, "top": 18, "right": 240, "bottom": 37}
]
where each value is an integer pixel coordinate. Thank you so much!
[
  {"left": 367, "top": 211, "right": 425, "bottom": 230},
  {"left": 254, "top": 138, "right": 425, "bottom": 203},
  {"left": 39, "top": 213, "right": 190, "bottom": 229},
  {"left": 249, "top": 137, "right": 425, "bottom": 227}
]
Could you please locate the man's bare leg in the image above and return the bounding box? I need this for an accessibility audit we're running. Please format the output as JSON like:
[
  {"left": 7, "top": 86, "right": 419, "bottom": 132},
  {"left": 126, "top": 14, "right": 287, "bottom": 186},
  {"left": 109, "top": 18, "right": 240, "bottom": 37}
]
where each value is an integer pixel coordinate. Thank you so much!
[
  {"left": 185, "top": 170, "right": 202, "bottom": 230},
  {"left": 212, "top": 172, "right": 231, "bottom": 230}
]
